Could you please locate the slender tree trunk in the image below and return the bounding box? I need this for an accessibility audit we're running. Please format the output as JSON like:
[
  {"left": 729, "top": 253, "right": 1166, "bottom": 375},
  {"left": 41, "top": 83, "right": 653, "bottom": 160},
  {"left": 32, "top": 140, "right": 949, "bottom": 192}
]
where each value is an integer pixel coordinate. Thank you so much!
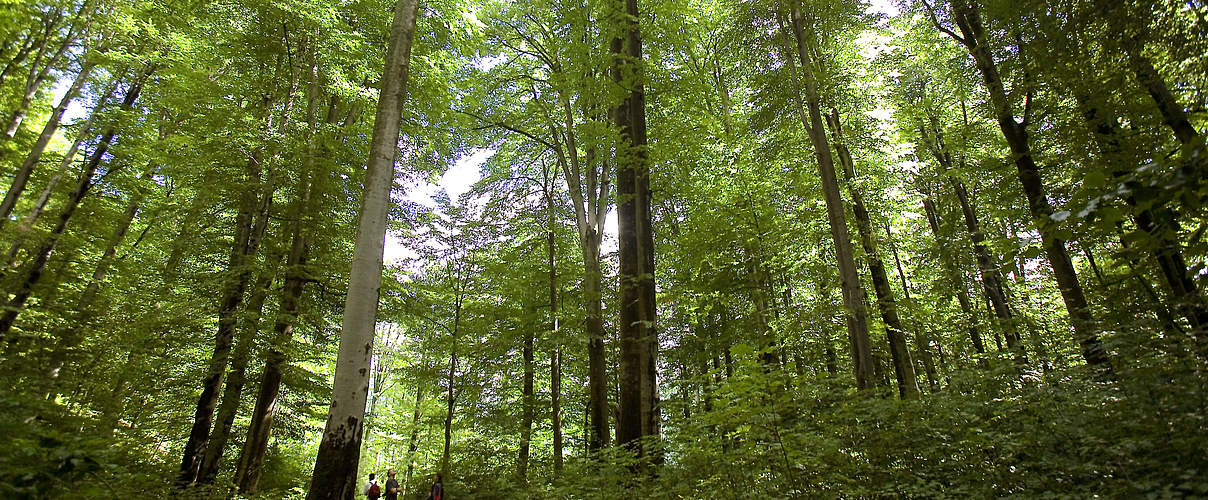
[
  {"left": 518, "top": 314, "right": 534, "bottom": 481},
  {"left": 885, "top": 221, "right": 937, "bottom": 390},
  {"left": 179, "top": 155, "right": 275, "bottom": 486},
  {"left": 0, "top": 67, "right": 151, "bottom": 341},
  {"left": 583, "top": 236, "right": 610, "bottom": 450},
  {"left": 941, "top": 0, "right": 1110, "bottom": 369},
  {"left": 0, "top": 60, "right": 95, "bottom": 226},
  {"left": 1096, "top": 0, "right": 1202, "bottom": 145},
  {"left": 237, "top": 77, "right": 340, "bottom": 496},
  {"left": 440, "top": 299, "right": 460, "bottom": 479},
  {"left": 306, "top": 0, "right": 419, "bottom": 495},
  {"left": 825, "top": 108, "right": 919, "bottom": 398},
  {"left": 45, "top": 163, "right": 156, "bottom": 383},
  {"left": 198, "top": 248, "right": 283, "bottom": 485},
  {"left": 547, "top": 188, "right": 563, "bottom": 474},
  {"left": 4, "top": 10, "right": 80, "bottom": 140},
  {"left": 0, "top": 30, "right": 37, "bottom": 90},
  {"left": 1077, "top": 95, "right": 1208, "bottom": 347},
  {"left": 402, "top": 372, "right": 425, "bottom": 499},
  {"left": 783, "top": 7, "right": 874, "bottom": 389}
]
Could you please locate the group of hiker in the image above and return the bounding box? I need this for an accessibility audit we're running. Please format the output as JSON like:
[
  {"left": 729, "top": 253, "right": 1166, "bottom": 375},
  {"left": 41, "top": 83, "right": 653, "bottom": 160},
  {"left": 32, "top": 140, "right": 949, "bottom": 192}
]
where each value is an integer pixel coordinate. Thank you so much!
[{"left": 363, "top": 469, "right": 443, "bottom": 500}]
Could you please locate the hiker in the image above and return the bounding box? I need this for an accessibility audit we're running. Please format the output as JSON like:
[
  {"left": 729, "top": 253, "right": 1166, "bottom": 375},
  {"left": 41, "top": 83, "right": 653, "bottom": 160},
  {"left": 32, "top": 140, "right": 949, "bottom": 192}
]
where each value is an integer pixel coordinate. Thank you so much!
[
  {"left": 384, "top": 469, "right": 401, "bottom": 500},
  {"left": 426, "top": 473, "right": 444, "bottom": 500},
  {"left": 364, "top": 472, "right": 382, "bottom": 500}
]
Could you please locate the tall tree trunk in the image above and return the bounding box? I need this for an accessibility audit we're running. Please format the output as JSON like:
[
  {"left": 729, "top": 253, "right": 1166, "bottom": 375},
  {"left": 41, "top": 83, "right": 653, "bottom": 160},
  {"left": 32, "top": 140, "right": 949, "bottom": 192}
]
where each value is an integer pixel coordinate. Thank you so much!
[
  {"left": 3, "top": 9, "right": 81, "bottom": 140},
  {"left": 402, "top": 370, "right": 425, "bottom": 499},
  {"left": 612, "top": 0, "right": 658, "bottom": 458},
  {"left": 440, "top": 293, "right": 461, "bottom": 479},
  {"left": 6, "top": 74, "right": 122, "bottom": 265},
  {"left": 518, "top": 315, "right": 534, "bottom": 481},
  {"left": 236, "top": 74, "right": 342, "bottom": 495},
  {"left": 1095, "top": 0, "right": 1201, "bottom": 145},
  {"left": 179, "top": 153, "right": 275, "bottom": 486},
  {"left": 885, "top": 221, "right": 938, "bottom": 389},
  {"left": 825, "top": 108, "right": 919, "bottom": 399},
  {"left": 782, "top": 7, "right": 874, "bottom": 389},
  {"left": 0, "top": 66, "right": 151, "bottom": 341},
  {"left": 547, "top": 186, "right": 563, "bottom": 474},
  {"left": 1077, "top": 95, "right": 1208, "bottom": 347},
  {"left": 306, "top": 0, "right": 419, "bottom": 495},
  {"left": 0, "top": 59, "right": 95, "bottom": 226},
  {"left": 198, "top": 247, "right": 283, "bottom": 485},
  {"left": 939, "top": 0, "right": 1110, "bottom": 369},
  {"left": 918, "top": 116, "right": 1017, "bottom": 360}
]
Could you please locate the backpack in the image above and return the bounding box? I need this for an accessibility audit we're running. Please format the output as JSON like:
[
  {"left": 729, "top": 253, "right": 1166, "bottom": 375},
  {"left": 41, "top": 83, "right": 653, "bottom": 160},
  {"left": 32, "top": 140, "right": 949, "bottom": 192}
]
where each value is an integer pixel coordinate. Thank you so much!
[{"left": 368, "top": 482, "right": 381, "bottom": 499}]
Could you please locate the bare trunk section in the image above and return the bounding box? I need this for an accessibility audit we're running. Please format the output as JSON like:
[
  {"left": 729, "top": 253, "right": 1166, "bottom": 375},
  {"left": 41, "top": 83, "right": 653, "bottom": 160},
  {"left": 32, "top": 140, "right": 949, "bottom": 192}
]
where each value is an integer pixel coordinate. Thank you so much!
[
  {"left": 885, "top": 221, "right": 937, "bottom": 389},
  {"left": 0, "top": 59, "right": 96, "bottom": 227},
  {"left": 0, "top": 66, "right": 151, "bottom": 341},
  {"left": 918, "top": 115, "right": 1016, "bottom": 361},
  {"left": 546, "top": 180, "right": 563, "bottom": 474},
  {"left": 782, "top": 6, "right": 874, "bottom": 389},
  {"left": 179, "top": 150, "right": 276, "bottom": 486},
  {"left": 937, "top": 0, "right": 1110, "bottom": 369},
  {"left": 825, "top": 108, "right": 919, "bottom": 399},
  {"left": 548, "top": 89, "right": 611, "bottom": 452},
  {"left": 198, "top": 247, "right": 284, "bottom": 485},
  {"left": 305, "top": 0, "right": 419, "bottom": 495},
  {"left": 612, "top": 0, "right": 658, "bottom": 459}
]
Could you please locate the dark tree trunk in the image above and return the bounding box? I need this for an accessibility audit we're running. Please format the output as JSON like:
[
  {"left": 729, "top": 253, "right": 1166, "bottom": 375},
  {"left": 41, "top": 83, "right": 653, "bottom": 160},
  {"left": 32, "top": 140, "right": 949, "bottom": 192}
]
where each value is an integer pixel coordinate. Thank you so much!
[
  {"left": 518, "top": 317, "right": 534, "bottom": 480},
  {"left": 825, "top": 108, "right": 919, "bottom": 399},
  {"left": 941, "top": 0, "right": 1110, "bottom": 369},
  {"left": 0, "top": 67, "right": 151, "bottom": 340},
  {"left": 179, "top": 155, "right": 275, "bottom": 486},
  {"left": 885, "top": 221, "right": 938, "bottom": 390},
  {"left": 1077, "top": 95, "right": 1208, "bottom": 348},
  {"left": 547, "top": 187, "right": 563, "bottom": 474},
  {"left": 612, "top": 0, "right": 658, "bottom": 460},
  {"left": 198, "top": 248, "right": 283, "bottom": 485}
]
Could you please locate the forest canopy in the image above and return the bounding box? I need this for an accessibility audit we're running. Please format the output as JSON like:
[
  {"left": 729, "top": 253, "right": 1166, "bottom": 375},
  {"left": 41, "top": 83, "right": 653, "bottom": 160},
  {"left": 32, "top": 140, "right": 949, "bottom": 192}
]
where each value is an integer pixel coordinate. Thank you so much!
[{"left": 0, "top": 0, "right": 1206, "bottom": 498}]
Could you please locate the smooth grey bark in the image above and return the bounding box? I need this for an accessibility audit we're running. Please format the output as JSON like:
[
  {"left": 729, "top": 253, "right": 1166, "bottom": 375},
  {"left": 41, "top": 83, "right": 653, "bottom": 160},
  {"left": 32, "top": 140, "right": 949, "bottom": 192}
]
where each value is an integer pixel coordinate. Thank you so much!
[{"left": 305, "top": 0, "right": 419, "bottom": 495}]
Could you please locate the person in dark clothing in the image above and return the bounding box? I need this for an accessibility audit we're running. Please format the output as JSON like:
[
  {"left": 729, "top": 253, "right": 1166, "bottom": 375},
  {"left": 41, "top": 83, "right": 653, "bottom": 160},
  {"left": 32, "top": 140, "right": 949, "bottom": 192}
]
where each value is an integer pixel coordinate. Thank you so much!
[
  {"left": 383, "top": 469, "right": 400, "bottom": 500},
  {"left": 426, "top": 473, "right": 444, "bottom": 500}
]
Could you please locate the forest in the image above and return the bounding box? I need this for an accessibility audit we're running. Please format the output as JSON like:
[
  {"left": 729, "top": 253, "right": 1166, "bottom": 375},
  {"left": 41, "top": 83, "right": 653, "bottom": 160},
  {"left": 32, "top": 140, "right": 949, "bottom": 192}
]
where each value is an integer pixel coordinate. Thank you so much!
[{"left": 0, "top": 0, "right": 1206, "bottom": 497}]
